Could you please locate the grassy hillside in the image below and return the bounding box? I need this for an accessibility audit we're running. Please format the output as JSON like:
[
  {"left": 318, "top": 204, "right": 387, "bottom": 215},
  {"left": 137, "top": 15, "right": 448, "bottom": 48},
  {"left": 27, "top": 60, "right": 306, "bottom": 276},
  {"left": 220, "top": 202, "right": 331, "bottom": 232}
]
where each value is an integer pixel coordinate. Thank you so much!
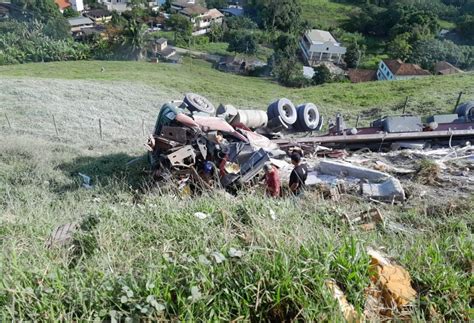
[
  {"left": 0, "top": 61, "right": 473, "bottom": 320},
  {"left": 1, "top": 60, "right": 473, "bottom": 126},
  {"left": 301, "top": 0, "right": 354, "bottom": 29}
]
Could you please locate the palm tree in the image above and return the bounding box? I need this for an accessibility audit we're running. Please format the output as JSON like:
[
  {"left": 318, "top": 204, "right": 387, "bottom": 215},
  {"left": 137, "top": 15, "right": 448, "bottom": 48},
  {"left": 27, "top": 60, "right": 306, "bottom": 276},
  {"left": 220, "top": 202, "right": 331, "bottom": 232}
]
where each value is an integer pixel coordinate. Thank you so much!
[{"left": 122, "top": 20, "right": 149, "bottom": 61}]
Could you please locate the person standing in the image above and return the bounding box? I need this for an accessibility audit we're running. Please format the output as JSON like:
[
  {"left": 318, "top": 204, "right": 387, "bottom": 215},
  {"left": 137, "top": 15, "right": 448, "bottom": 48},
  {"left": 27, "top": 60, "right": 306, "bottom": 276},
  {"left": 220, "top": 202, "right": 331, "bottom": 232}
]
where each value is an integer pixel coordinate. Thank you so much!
[
  {"left": 289, "top": 152, "right": 308, "bottom": 196},
  {"left": 264, "top": 163, "right": 281, "bottom": 197}
]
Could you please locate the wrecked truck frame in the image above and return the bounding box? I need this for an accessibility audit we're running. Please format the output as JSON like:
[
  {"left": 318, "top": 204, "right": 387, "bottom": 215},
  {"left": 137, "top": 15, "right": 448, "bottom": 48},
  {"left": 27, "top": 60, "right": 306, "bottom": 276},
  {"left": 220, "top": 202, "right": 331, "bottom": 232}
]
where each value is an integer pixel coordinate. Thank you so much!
[{"left": 145, "top": 99, "right": 274, "bottom": 192}]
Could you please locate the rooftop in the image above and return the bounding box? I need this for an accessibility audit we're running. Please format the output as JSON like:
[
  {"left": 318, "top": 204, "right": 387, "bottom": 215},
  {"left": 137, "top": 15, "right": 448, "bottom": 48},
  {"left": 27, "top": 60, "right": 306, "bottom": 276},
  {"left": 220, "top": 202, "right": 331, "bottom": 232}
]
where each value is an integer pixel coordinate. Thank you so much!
[
  {"left": 86, "top": 9, "right": 112, "bottom": 18},
  {"left": 206, "top": 8, "right": 223, "bottom": 19},
  {"left": 181, "top": 5, "right": 208, "bottom": 16},
  {"left": 348, "top": 69, "right": 377, "bottom": 83},
  {"left": 55, "top": 0, "right": 71, "bottom": 10},
  {"left": 68, "top": 16, "right": 93, "bottom": 27},
  {"left": 434, "top": 61, "right": 463, "bottom": 75},
  {"left": 305, "top": 29, "right": 338, "bottom": 44},
  {"left": 383, "top": 59, "right": 431, "bottom": 76},
  {"left": 156, "top": 37, "right": 167, "bottom": 45}
]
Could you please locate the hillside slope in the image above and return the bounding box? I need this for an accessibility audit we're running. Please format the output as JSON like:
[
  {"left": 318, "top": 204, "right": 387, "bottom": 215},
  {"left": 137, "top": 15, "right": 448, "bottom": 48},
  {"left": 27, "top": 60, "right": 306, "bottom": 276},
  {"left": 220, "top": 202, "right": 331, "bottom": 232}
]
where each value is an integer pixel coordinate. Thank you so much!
[
  {"left": 1, "top": 60, "right": 473, "bottom": 125},
  {"left": 0, "top": 61, "right": 473, "bottom": 321}
]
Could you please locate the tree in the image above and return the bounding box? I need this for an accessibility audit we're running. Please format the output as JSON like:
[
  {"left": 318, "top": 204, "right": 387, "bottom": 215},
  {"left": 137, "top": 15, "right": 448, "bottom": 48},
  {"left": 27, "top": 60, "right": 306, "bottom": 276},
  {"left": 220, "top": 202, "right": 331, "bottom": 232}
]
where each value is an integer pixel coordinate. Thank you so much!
[
  {"left": 225, "top": 16, "right": 258, "bottom": 31},
  {"left": 410, "top": 39, "right": 474, "bottom": 70},
  {"left": 166, "top": 14, "right": 193, "bottom": 46},
  {"left": 344, "top": 42, "right": 365, "bottom": 68},
  {"left": 312, "top": 64, "right": 332, "bottom": 85},
  {"left": 457, "top": 15, "right": 474, "bottom": 40},
  {"left": 122, "top": 20, "right": 149, "bottom": 60},
  {"left": 244, "top": 0, "right": 303, "bottom": 33},
  {"left": 208, "top": 22, "right": 223, "bottom": 42},
  {"left": 63, "top": 7, "right": 79, "bottom": 18},
  {"left": 387, "top": 32, "right": 412, "bottom": 60},
  {"left": 206, "top": 0, "right": 227, "bottom": 9},
  {"left": 11, "top": 0, "right": 71, "bottom": 39},
  {"left": 227, "top": 32, "right": 257, "bottom": 54}
]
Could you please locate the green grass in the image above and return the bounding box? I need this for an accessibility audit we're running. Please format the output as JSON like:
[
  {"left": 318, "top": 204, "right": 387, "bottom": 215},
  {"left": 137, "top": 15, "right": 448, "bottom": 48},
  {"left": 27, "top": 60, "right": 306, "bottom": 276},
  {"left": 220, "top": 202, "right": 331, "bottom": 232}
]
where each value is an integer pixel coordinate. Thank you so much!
[
  {"left": 0, "top": 134, "right": 472, "bottom": 320},
  {"left": 1, "top": 60, "right": 473, "bottom": 126},
  {"left": 300, "top": 0, "right": 354, "bottom": 29},
  {"left": 0, "top": 60, "right": 473, "bottom": 320}
]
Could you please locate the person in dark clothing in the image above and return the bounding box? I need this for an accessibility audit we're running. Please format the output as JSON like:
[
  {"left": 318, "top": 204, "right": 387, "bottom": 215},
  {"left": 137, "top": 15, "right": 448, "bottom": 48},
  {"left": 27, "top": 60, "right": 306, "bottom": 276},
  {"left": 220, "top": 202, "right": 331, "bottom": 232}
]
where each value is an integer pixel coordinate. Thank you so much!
[{"left": 289, "top": 152, "right": 308, "bottom": 196}]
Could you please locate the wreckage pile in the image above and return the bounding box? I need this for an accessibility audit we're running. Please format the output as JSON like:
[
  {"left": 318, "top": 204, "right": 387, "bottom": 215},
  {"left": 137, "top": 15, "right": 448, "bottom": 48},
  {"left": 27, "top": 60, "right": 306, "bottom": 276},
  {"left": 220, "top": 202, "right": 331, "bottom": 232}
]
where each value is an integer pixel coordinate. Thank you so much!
[
  {"left": 144, "top": 93, "right": 324, "bottom": 193},
  {"left": 145, "top": 93, "right": 474, "bottom": 199}
]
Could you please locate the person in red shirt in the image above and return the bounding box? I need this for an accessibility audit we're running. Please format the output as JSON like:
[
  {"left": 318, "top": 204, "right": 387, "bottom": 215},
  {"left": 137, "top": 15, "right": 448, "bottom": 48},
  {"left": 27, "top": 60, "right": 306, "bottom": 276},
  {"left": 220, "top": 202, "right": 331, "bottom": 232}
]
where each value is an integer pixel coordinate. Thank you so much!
[{"left": 264, "top": 163, "right": 281, "bottom": 198}]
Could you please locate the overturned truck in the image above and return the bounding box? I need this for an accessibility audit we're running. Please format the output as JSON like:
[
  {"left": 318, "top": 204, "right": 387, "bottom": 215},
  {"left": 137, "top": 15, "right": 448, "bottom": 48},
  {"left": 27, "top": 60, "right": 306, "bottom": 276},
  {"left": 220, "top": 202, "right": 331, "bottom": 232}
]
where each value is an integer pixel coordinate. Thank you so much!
[
  {"left": 145, "top": 93, "right": 322, "bottom": 192},
  {"left": 145, "top": 92, "right": 474, "bottom": 192}
]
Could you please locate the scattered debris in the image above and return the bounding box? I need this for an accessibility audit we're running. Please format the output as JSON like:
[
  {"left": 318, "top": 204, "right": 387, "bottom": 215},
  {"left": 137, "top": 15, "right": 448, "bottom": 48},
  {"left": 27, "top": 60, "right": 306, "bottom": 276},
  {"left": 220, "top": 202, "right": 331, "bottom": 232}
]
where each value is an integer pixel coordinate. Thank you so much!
[
  {"left": 211, "top": 251, "right": 226, "bottom": 264},
  {"left": 361, "top": 177, "right": 405, "bottom": 202},
  {"left": 325, "top": 280, "right": 362, "bottom": 322},
  {"left": 45, "top": 222, "right": 80, "bottom": 249},
  {"left": 228, "top": 247, "right": 244, "bottom": 258},
  {"left": 143, "top": 93, "right": 473, "bottom": 202},
  {"left": 194, "top": 212, "right": 210, "bottom": 220},
  {"left": 78, "top": 173, "right": 93, "bottom": 189},
  {"left": 367, "top": 248, "right": 417, "bottom": 310},
  {"left": 188, "top": 286, "right": 202, "bottom": 302},
  {"left": 350, "top": 208, "right": 384, "bottom": 231}
]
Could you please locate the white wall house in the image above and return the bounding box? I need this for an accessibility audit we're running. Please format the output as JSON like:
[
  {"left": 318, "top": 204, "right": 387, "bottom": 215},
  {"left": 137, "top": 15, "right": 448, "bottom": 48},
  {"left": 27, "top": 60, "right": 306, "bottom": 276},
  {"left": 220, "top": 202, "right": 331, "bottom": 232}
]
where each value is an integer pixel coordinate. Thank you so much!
[
  {"left": 300, "top": 29, "right": 346, "bottom": 66},
  {"left": 70, "top": 0, "right": 83, "bottom": 12},
  {"left": 179, "top": 6, "right": 223, "bottom": 36},
  {"left": 377, "top": 59, "right": 431, "bottom": 81}
]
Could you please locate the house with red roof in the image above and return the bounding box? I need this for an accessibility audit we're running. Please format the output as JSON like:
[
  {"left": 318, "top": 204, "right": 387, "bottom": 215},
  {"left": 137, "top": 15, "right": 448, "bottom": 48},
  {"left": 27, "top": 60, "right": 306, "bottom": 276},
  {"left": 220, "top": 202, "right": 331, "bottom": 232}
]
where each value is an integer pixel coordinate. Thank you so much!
[{"left": 377, "top": 59, "right": 431, "bottom": 81}]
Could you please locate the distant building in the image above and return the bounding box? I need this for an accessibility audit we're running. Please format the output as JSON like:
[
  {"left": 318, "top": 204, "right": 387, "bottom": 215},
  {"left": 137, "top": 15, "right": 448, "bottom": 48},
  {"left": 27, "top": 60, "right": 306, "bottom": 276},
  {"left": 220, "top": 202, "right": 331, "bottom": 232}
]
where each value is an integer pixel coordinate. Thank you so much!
[
  {"left": 377, "top": 59, "right": 431, "bottom": 81},
  {"left": 300, "top": 29, "right": 346, "bottom": 66},
  {"left": 176, "top": 4, "right": 223, "bottom": 36},
  {"left": 86, "top": 9, "right": 112, "bottom": 24},
  {"left": 217, "top": 56, "right": 267, "bottom": 75},
  {"left": 68, "top": 16, "right": 94, "bottom": 33},
  {"left": 153, "top": 38, "right": 177, "bottom": 59},
  {"left": 434, "top": 61, "right": 463, "bottom": 75},
  {"left": 55, "top": 0, "right": 71, "bottom": 12},
  {"left": 347, "top": 69, "right": 377, "bottom": 83},
  {"left": 70, "top": 0, "right": 83, "bottom": 12}
]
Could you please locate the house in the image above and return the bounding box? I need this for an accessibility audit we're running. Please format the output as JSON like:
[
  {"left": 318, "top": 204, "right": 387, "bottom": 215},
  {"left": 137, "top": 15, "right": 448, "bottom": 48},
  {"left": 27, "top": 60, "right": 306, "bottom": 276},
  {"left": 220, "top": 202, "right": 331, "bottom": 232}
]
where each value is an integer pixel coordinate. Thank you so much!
[
  {"left": 86, "top": 9, "right": 112, "bottom": 23},
  {"left": 153, "top": 38, "right": 177, "bottom": 59},
  {"left": 99, "top": 0, "right": 128, "bottom": 12},
  {"left": 300, "top": 29, "right": 346, "bottom": 66},
  {"left": 170, "top": 0, "right": 223, "bottom": 35},
  {"left": 347, "top": 69, "right": 377, "bottom": 83},
  {"left": 68, "top": 16, "right": 94, "bottom": 33},
  {"left": 170, "top": 0, "right": 195, "bottom": 12},
  {"left": 377, "top": 59, "right": 431, "bottom": 81},
  {"left": 179, "top": 6, "right": 224, "bottom": 35},
  {"left": 434, "top": 61, "right": 463, "bottom": 75},
  {"left": 217, "top": 56, "right": 267, "bottom": 75},
  {"left": 55, "top": 0, "right": 71, "bottom": 12}
]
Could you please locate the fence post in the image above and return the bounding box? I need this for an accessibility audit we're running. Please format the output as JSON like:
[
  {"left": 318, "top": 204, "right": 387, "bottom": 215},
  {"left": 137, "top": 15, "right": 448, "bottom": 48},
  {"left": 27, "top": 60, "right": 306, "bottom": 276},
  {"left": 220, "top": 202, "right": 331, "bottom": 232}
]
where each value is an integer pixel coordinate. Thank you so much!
[
  {"left": 402, "top": 96, "right": 409, "bottom": 115},
  {"left": 52, "top": 114, "right": 59, "bottom": 136},
  {"left": 5, "top": 113, "right": 11, "bottom": 129},
  {"left": 99, "top": 118, "right": 103, "bottom": 140}
]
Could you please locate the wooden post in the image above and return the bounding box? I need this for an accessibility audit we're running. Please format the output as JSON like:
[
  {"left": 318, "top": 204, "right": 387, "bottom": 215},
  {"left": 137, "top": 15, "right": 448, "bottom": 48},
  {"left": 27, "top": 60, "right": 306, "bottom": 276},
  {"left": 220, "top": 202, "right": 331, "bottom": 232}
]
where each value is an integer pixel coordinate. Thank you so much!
[
  {"left": 52, "top": 114, "right": 59, "bottom": 136},
  {"left": 141, "top": 118, "right": 145, "bottom": 137},
  {"left": 99, "top": 118, "right": 103, "bottom": 140},
  {"left": 4, "top": 113, "right": 11, "bottom": 129},
  {"left": 355, "top": 115, "right": 360, "bottom": 128},
  {"left": 454, "top": 91, "right": 463, "bottom": 111},
  {"left": 402, "top": 96, "right": 409, "bottom": 115}
]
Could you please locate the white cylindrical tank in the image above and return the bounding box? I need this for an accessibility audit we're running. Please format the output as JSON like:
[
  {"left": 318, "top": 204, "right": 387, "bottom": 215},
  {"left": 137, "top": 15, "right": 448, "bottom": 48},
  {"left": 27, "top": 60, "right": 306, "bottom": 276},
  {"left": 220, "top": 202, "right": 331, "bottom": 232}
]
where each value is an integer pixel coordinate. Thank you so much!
[{"left": 232, "top": 109, "right": 268, "bottom": 129}]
